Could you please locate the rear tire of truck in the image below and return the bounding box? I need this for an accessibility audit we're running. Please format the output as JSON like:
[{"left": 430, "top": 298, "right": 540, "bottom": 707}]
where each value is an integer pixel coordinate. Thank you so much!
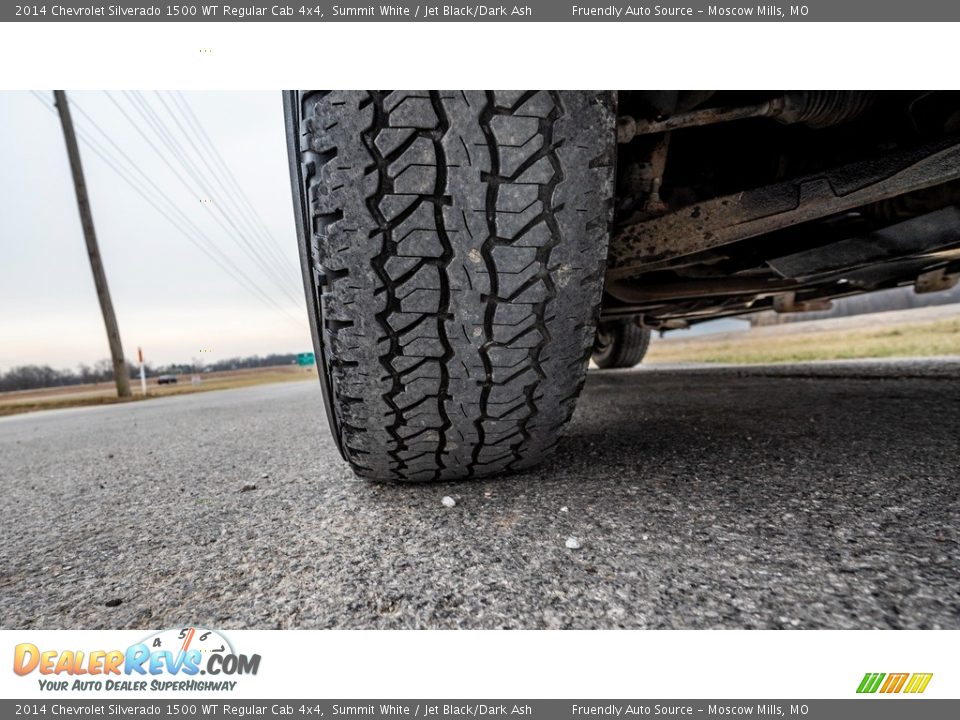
[
  {"left": 592, "top": 319, "right": 651, "bottom": 369},
  {"left": 286, "top": 91, "right": 616, "bottom": 481}
]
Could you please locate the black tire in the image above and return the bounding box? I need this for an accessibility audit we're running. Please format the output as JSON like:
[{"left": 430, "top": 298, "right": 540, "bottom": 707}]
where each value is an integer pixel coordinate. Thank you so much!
[
  {"left": 287, "top": 91, "right": 616, "bottom": 481},
  {"left": 592, "top": 319, "right": 651, "bottom": 369}
]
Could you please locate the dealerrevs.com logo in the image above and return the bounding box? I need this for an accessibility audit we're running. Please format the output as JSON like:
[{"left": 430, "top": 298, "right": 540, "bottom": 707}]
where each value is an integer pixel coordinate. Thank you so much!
[
  {"left": 857, "top": 673, "right": 933, "bottom": 694},
  {"left": 13, "top": 627, "right": 260, "bottom": 693}
]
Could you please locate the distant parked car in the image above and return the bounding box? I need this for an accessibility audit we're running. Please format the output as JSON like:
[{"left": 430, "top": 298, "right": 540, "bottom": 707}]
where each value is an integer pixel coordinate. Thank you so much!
[{"left": 156, "top": 375, "right": 178, "bottom": 385}]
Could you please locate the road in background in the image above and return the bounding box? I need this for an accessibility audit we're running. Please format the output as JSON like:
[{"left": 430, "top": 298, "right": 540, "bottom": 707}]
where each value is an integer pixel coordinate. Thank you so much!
[
  {"left": 1, "top": 359, "right": 957, "bottom": 629},
  {"left": 0, "top": 364, "right": 315, "bottom": 416}
]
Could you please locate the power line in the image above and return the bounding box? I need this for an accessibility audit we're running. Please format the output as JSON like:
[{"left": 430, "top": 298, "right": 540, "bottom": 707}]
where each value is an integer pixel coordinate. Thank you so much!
[
  {"left": 133, "top": 90, "right": 303, "bottom": 307},
  {"left": 65, "top": 98, "right": 307, "bottom": 329},
  {"left": 130, "top": 89, "right": 304, "bottom": 306},
  {"left": 61, "top": 93, "right": 301, "bottom": 324},
  {"left": 30, "top": 91, "right": 308, "bottom": 331},
  {"left": 170, "top": 91, "right": 299, "bottom": 285},
  {"left": 109, "top": 89, "right": 302, "bottom": 309},
  {"left": 156, "top": 91, "right": 290, "bottom": 292},
  {"left": 173, "top": 91, "right": 296, "bottom": 276}
]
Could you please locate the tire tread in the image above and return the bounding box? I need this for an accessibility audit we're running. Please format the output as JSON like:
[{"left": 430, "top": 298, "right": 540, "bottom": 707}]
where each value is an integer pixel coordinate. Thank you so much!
[{"left": 297, "top": 90, "right": 615, "bottom": 481}]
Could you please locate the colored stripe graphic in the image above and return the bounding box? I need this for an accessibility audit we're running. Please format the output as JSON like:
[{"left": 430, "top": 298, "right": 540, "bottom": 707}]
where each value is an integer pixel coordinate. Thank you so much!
[
  {"left": 904, "top": 673, "right": 934, "bottom": 694},
  {"left": 857, "top": 673, "right": 885, "bottom": 693},
  {"left": 880, "top": 673, "right": 909, "bottom": 693},
  {"left": 857, "top": 672, "right": 933, "bottom": 694}
]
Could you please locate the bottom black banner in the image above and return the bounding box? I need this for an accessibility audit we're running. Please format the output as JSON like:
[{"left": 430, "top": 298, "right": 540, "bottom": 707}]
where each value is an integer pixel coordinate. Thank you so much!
[{"left": 3, "top": 700, "right": 957, "bottom": 719}]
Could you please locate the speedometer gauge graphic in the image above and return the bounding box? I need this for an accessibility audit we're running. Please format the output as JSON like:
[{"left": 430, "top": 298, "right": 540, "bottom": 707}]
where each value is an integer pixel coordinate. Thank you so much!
[{"left": 141, "top": 627, "right": 234, "bottom": 658}]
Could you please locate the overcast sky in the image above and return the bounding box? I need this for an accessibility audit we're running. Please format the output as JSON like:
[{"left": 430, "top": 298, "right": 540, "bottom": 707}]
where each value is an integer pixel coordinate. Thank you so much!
[{"left": 0, "top": 91, "right": 312, "bottom": 371}]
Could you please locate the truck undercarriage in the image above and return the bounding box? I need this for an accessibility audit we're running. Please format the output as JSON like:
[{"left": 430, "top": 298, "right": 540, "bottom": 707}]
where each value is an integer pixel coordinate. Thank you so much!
[{"left": 604, "top": 91, "right": 960, "bottom": 330}]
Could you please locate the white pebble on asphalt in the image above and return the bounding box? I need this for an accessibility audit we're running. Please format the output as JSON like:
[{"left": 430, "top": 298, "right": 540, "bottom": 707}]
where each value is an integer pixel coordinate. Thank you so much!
[
  {"left": 441, "top": 496, "right": 456, "bottom": 508},
  {"left": 565, "top": 536, "right": 582, "bottom": 550}
]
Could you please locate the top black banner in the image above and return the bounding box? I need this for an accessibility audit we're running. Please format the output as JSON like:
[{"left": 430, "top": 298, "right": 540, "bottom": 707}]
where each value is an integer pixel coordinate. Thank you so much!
[{"left": 5, "top": 1, "right": 960, "bottom": 22}]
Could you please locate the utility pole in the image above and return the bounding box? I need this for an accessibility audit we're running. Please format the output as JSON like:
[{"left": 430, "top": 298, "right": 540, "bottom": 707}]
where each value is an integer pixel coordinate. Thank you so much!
[{"left": 54, "top": 90, "right": 131, "bottom": 398}]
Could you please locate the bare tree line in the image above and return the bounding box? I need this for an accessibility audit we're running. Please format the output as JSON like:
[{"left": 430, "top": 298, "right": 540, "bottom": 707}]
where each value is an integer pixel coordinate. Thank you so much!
[{"left": 0, "top": 353, "right": 304, "bottom": 393}]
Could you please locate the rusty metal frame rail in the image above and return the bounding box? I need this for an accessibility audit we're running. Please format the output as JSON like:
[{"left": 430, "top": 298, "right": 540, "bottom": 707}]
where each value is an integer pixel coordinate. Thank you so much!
[
  {"left": 607, "top": 137, "right": 960, "bottom": 281},
  {"left": 617, "top": 99, "right": 785, "bottom": 142}
]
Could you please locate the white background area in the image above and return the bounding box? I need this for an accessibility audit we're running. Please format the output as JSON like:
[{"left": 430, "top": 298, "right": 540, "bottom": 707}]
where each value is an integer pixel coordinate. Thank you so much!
[
  {"left": 2, "top": 629, "right": 956, "bottom": 699},
  {"left": 0, "top": 22, "right": 956, "bottom": 91}
]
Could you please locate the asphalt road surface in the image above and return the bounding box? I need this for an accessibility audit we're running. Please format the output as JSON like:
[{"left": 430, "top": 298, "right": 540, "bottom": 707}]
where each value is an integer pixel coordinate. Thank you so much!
[{"left": 1, "top": 359, "right": 958, "bottom": 629}]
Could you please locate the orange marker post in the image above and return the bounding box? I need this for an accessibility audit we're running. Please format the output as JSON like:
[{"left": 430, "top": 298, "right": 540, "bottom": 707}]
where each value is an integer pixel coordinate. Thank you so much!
[{"left": 137, "top": 347, "right": 146, "bottom": 396}]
